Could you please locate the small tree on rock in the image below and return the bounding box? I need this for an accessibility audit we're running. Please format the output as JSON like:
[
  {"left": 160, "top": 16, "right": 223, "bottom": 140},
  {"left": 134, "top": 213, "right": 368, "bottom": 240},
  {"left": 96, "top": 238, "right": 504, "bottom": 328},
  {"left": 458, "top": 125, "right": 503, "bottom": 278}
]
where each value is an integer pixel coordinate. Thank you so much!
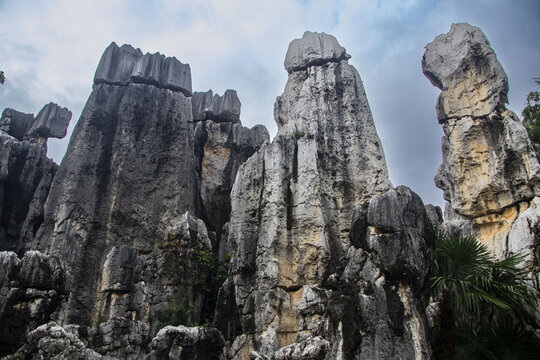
[{"left": 522, "top": 77, "right": 540, "bottom": 157}]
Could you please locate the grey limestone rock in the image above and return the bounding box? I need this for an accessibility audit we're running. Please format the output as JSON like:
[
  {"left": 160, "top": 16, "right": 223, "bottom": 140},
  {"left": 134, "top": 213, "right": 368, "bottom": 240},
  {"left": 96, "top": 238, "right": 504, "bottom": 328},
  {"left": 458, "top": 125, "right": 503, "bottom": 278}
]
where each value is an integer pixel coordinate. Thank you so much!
[
  {"left": 100, "top": 245, "right": 138, "bottom": 292},
  {"left": 194, "top": 120, "right": 269, "bottom": 233},
  {"left": 423, "top": 23, "right": 540, "bottom": 260},
  {"left": 0, "top": 109, "right": 34, "bottom": 140},
  {"left": 3, "top": 322, "right": 102, "bottom": 360},
  {"left": 192, "top": 89, "right": 242, "bottom": 123},
  {"left": 34, "top": 77, "right": 198, "bottom": 325},
  {"left": 0, "top": 251, "right": 70, "bottom": 357},
  {"left": 284, "top": 31, "right": 350, "bottom": 73},
  {"left": 93, "top": 212, "right": 215, "bottom": 335},
  {"left": 219, "top": 32, "right": 432, "bottom": 359},
  {"left": 145, "top": 325, "right": 226, "bottom": 360},
  {"left": 93, "top": 317, "right": 150, "bottom": 359},
  {"left": 273, "top": 336, "right": 329, "bottom": 359},
  {"left": 26, "top": 102, "right": 72, "bottom": 139},
  {"left": 0, "top": 132, "right": 57, "bottom": 253},
  {"left": 422, "top": 23, "right": 508, "bottom": 122},
  {"left": 94, "top": 42, "right": 192, "bottom": 96},
  {"left": 365, "top": 186, "right": 433, "bottom": 289},
  {"left": 424, "top": 204, "right": 443, "bottom": 228}
]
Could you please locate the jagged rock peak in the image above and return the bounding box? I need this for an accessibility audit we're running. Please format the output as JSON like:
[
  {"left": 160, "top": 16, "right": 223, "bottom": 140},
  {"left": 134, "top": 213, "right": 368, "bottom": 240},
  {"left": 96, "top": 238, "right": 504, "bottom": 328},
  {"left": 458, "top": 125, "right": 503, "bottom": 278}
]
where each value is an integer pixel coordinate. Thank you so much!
[
  {"left": 27, "top": 102, "right": 72, "bottom": 139},
  {"left": 1, "top": 103, "right": 71, "bottom": 141},
  {"left": 192, "top": 89, "right": 241, "bottom": 123},
  {"left": 94, "top": 42, "right": 192, "bottom": 96},
  {"left": 422, "top": 23, "right": 508, "bottom": 122},
  {"left": 284, "top": 31, "right": 351, "bottom": 73},
  {"left": 0, "top": 109, "right": 34, "bottom": 140}
]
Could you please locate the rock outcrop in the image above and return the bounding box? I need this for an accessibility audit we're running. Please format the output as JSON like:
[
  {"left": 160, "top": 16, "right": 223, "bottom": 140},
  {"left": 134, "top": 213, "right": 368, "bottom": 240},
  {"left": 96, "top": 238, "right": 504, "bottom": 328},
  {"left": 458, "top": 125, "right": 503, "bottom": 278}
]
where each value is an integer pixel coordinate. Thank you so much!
[
  {"left": 422, "top": 23, "right": 540, "bottom": 265},
  {"left": 2, "top": 31, "right": 440, "bottom": 359},
  {"left": 26, "top": 103, "right": 72, "bottom": 139},
  {"left": 0, "top": 102, "right": 71, "bottom": 253},
  {"left": 192, "top": 90, "right": 242, "bottom": 123},
  {"left": 33, "top": 44, "right": 200, "bottom": 326},
  {"left": 284, "top": 31, "right": 351, "bottom": 73},
  {"left": 0, "top": 251, "right": 70, "bottom": 356},
  {"left": 194, "top": 117, "right": 269, "bottom": 234},
  {"left": 217, "top": 32, "right": 431, "bottom": 359},
  {"left": 146, "top": 325, "right": 226, "bottom": 359},
  {"left": 3, "top": 322, "right": 102, "bottom": 360},
  {"left": 13, "top": 42, "right": 268, "bottom": 346},
  {"left": 94, "top": 42, "right": 192, "bottom": 96},
  {"left": 0, "top": 109, "right": 34, "bottom": 140}
]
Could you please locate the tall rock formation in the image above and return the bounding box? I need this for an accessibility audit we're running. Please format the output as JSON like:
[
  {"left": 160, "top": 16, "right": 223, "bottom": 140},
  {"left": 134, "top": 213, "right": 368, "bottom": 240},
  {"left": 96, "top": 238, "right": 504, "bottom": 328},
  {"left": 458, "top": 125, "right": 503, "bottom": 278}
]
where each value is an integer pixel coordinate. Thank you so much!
[
  {"left": 422, "top": 22, "right": 540, "bottom": 280},
  {"left": 193, "top": 89, "right": 269, "bottom": 235},
  {"left": 17, "top": 42, "right": 269, "bottom": 338},
  {"left": 218, "top": 31, "right": 432, "bottom": 359},
  {"left": 0, "top": 104, "right": 71, "bottom": 254},
  {"left": 33, "top": 42, "right": 200, "bottom": 326}
]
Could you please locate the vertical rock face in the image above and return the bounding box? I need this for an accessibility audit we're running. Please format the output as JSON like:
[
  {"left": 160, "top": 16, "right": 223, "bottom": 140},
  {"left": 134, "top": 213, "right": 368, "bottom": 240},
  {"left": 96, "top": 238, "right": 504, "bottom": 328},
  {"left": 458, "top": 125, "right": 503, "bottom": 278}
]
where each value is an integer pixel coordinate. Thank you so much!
[
  {"left": 34, "top": 44, "right": 199, "bottom": 326},
  {"left": 0, "top": 251, "right": 70, "bottom": 356},
  {"left": 422, "top": 23, "right": 540, "bottom": 263},
  {"left": 220, "top": 32, "right": 431, "bottom": 359},
  {"left": 0, "top": 133, "right": 56, "bottom": 252},
  {"left": 194, "top": 112, "right": 269, "bottom": 234},
  {"left": 0, "top": 103, "right": 71, "bottom": 253}
]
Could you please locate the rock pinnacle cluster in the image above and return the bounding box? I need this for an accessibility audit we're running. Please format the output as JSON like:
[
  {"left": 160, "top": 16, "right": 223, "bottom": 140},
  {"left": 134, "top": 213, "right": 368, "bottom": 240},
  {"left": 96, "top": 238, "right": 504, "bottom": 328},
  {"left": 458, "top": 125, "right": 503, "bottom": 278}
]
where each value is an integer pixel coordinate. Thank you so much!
[{"left": 0, "top": 25, "right": 537, "bottom": 359}]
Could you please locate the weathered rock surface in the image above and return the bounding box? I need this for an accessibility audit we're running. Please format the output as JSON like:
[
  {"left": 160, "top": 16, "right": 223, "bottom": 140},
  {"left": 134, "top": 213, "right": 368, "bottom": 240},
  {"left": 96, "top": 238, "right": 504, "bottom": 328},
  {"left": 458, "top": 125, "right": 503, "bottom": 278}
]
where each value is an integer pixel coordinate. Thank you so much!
[
  {"left": 0, "top": 132, "right": 57, "bottom": 253},
  {"left": 94, "top": 42, "right": 192, "bottom": 96},
  {"left": 217, "top": 32, "right": 430, "bottom": 359},
  {"left": 422, "top": 23, "right": 508, "bottom": 122},
  {"left": 424, "top": 204, "right": 443, "bottom": 228},
  {"left": 34, "top": 44, "right": 199, "bottom": 326},
  {"left": 3, "top": 322, "right": 102, "bottom": 360},
  {"left": 194, "top": 120, "right": 269, "bottom": 233},
  {"left": 423, "top": 23, "right": 540, "bottom": 260},
  {"left": 0, "top": 109, "right": 34, "bottom": 140},
  {"left": 0, "top": 251, "right": 70, "bottom": 356},
  {"left": 192, "top": 90, "right": 242, "bottom": 123},
  {"left": 26, "top": 102, "right": 72, "bottom": 139},
  {"left": 94, "top": 317, "right": 150, "bottom": 359},
  {"left": 145, "top": 325, "right": 226, "bottom": 360},
  {"left": 284, "top": 31, "right": 351, "bottom": 73}
]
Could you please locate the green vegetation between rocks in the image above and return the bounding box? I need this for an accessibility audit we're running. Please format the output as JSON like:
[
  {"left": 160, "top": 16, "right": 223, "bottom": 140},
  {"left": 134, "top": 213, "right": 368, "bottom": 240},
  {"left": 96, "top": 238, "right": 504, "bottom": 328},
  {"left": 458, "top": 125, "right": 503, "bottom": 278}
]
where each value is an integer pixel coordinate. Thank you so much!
[
  {"left": 522, "top": 77, "right": 540, "bottom": 158},
  {"left": 429, "top": 229, "right": 540, "bottom": 360},
  {"left": 154, "top": 233, "right": 230, "bottom": 329}
]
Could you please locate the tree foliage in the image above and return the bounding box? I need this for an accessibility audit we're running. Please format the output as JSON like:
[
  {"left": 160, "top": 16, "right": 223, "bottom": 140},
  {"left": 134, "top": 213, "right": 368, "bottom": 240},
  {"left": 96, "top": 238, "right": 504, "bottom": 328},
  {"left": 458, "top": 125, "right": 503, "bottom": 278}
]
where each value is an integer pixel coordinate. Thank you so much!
[
  {"left": 522, "top": 77, "right": 540, "bottom": 157},
  {"left": 0, "top": 71, "right": 4, "bottom": 84},
  {"left": 429, "top": 229, "right": 539, "bottom": 359}
]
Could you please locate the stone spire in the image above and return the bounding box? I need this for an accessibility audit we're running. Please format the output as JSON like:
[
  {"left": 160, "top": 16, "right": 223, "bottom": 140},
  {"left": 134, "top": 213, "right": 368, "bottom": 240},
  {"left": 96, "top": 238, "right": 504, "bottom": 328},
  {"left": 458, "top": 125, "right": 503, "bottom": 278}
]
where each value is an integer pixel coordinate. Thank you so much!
[
  {"left": 217, "top": 32, "right": 431, "bottom": 359},
  {"left": 422, "top": 23, "right": 540, "bottom": 263}
]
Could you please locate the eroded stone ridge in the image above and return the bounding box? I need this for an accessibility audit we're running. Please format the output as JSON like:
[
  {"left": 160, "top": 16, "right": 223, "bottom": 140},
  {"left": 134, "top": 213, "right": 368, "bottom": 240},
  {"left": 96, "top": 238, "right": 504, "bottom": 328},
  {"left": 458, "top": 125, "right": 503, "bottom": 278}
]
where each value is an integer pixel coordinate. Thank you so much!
[
  {"left": 194, "top": 120, "right": 269, "bottom": 234},
  {"left": 0, "top": 251, "right": 70, "bottom": 356},
  {"left": 0, "top": 109, "right": 34, "bottom": 140},
  {"left": 94, "top": 42, "right": 192, "bottom": 95},
  {"left": 0, "top": 132, "right": 57, "bottom": 253},
  {"left": 284, "top": 31, "right": 350, "bottom": 73},
  {"left": 422, "top": 23, "right": 508, "bottom": 122},
  {"left": 192, "top": 89, "right": 242, "bottom": 123},
  {"left": 423, "top": 23, "right": 540, "bottom": 265},
  {"left": 218, "top": 32, "right": 431, "bottom": 359},
  {"left": 27, "top": 102, "right": 72, "bottom": 139},
  {"left": 1, "top": 103, "right": 71, "bottom": 141}
]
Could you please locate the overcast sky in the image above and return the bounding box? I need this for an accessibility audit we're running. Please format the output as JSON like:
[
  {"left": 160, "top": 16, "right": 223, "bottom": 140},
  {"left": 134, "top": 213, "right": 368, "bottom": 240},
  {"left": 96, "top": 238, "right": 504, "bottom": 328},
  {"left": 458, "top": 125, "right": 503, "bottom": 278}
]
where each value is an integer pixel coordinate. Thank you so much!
[{"left": 1, "top": 0, "right": 539, "bottom": 208}]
